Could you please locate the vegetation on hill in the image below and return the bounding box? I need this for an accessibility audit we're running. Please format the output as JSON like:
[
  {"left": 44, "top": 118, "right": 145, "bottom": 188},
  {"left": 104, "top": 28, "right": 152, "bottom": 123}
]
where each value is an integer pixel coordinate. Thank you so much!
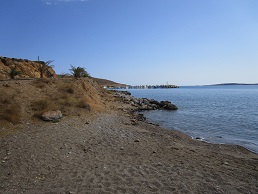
[
  {"left": 38, "top": 60, "right": 54, "bottom": 78},
  {"left": 0, "top": 56, "right": 126, "bottom": 89},
  {"left": 5, "top": 67, "right": 22, "bottom": 79},
  {"left": 0, "top": 56, "right": 125, "bottom": 133},
  {"left": 0, "top": 78, "right": 109, "bottom": 133},
  {"left": 69, "top": 65, "right": 90, "bottom": 78}
]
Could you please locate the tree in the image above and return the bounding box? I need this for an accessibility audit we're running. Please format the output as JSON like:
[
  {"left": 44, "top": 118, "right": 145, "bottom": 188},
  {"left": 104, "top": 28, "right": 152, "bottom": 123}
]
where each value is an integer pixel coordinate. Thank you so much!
[
  {"left": 38, "top": 60, "right": 54, "bottom": 78},
  {"left": 6, "top": 67, "right": 22, "bottom": 79},
  {"left": 69, "top": 65, "right": 90, "bottom": 78}
]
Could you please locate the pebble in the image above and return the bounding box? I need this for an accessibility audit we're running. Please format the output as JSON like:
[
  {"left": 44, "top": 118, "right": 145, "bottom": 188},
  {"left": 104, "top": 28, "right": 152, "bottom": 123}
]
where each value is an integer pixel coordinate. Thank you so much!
[{"left": 134, "top": 139, "right": 140, "bottom": 142}]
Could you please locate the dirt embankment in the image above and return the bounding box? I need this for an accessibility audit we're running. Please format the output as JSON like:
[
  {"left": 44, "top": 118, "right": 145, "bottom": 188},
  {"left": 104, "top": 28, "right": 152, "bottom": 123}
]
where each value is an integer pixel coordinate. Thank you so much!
[
  {"left": 0, "top": 78, "right": 110, "bottom": 135},
  {"left": 0, "top": 78, "right": 258, "bottom": 194}
]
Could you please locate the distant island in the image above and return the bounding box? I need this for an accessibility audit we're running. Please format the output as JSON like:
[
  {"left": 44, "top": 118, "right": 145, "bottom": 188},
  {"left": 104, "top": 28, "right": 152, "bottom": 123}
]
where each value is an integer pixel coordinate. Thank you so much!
[{"left": 206, "top": 83, "right": 258, "bottom": 86}]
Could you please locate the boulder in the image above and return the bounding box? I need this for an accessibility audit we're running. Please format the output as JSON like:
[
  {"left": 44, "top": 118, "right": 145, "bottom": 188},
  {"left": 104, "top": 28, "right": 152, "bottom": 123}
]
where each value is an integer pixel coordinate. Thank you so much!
[
  {"left": 139, "top": 104, "right": 154, "bottom": 110},
  {"left": 163, "top": 103, "right": 178, "bottom": 110},
  {"left": 112, "top": 91, "right": 178, "bottom": 111},
  {"left": 160, "top": 101, "right": 178, "bottom": 110},
  {"left": 148, "top": 99, "right": 160, "bottom": 106},
  {"left": 42, "top": 110, "right": 63, "bottom": 121}
]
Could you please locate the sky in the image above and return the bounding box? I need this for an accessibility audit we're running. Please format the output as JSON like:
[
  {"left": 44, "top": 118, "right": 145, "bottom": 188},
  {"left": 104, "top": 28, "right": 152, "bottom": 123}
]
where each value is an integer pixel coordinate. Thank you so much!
[{"left": 1, "top": 0, "right": 258, "bottom": 86}]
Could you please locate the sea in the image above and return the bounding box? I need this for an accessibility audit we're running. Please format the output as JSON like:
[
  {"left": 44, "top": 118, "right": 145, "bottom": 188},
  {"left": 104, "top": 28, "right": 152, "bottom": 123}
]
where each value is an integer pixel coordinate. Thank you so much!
[{"left": 125, "top": 85, "right": 258, "bottom": 154}]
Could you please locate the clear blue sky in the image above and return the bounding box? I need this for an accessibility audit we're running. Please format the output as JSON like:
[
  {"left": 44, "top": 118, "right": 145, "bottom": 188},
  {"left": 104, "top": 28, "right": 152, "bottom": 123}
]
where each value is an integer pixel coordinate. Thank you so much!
[{"left": 1, "top": 0, "right": 258, "bottom": 86}]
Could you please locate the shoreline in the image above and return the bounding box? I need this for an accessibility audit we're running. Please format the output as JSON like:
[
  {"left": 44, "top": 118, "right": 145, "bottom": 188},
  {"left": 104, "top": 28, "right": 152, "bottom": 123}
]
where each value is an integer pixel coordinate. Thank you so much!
[
  {"left": 144, "top": 114, "right": 258, "bottom": 155},
  {"left": 119, "top": 90, "right": 258, "bottom": 154},
  {"left": 114, "top": 90, "right": 258, "bottom": 154},
  {"left": 1, "top": 87, "right": 258, "bottom": 193},
  {"left": 142, "top": 114, "right": 258, "bottom": 155}
]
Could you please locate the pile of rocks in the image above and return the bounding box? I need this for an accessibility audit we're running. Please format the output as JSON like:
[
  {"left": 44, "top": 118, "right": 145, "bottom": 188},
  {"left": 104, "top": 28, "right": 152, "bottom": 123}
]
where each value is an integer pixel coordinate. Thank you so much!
[{"left": 113, "top": 91, "right": 178, "bottom": 111}]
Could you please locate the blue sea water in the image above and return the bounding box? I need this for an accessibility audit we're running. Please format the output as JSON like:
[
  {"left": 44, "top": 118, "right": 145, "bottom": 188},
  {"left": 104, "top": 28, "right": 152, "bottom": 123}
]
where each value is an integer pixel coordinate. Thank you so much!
[{"left": 127, "top": 85, "right": 258, "bottom": 153}]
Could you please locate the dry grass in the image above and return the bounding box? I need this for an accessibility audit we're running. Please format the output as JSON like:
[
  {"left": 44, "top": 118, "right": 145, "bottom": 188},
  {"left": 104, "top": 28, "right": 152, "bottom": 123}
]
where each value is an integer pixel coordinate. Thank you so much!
[
  {"left": 0, "top": 78, "right": 108, "bottom": 126},
  {"left": 0, "top": 93, "right": 22, "bottom": 124},
  {"left": 31, "top": 100, "right": 51, "bottom": 119},
  {"left": 78, "top": 99, "right": 91, "bottom": 111},
  {"left": 58, "top": 94, "right": 76, "bottom": 106},
  {"left": 3, "top": 104, "right": 22, "bottom": 123},
  {"left": 32, "top": 78, "right": 52, "bottom": 88},
  {"left": 58, "top": 82, "right": 75, "bottom": 94},
  {"left": 31, "top": 99, "right": 50, "bottom": 111}
]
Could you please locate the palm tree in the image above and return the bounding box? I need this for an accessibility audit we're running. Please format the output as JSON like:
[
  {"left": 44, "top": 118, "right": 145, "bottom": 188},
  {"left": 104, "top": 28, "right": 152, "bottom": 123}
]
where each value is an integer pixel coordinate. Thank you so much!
[
  {"left": 69, "top": 65, "right": 90, "bottom": 78},
  {"left": 38, "top": 60, "right": 54, "bottom": 78}
]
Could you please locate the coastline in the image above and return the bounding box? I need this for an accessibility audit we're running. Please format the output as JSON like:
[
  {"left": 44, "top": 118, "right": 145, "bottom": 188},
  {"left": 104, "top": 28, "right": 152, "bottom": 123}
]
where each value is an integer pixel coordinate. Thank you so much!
[{"left": 1, "top": 91, "right": 258, "bottom": 193}]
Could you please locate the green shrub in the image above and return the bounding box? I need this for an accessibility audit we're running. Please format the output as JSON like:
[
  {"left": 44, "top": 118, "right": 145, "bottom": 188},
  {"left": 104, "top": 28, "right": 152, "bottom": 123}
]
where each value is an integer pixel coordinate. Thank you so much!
[
  {"left": 38, "top": 60, "right": 54, "bottom": 78},
  {"left": 7, "top": 67, "right": 22, "bottom": 79},
  {"left": 1, "top": 58, "right": 7, "bottom": 64},
  {"left": 69, "top": 65, "right": 90, "bottom": 78}
]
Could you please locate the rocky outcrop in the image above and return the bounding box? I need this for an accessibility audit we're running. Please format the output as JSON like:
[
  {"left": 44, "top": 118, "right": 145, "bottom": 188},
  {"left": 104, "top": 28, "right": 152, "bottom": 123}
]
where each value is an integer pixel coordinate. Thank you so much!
[
  {"left": 160, "top": 101, "right": 178, "bottom": 110},
  {"left": 113, "top": 91, "right": 178, "bottom": 111},
  {"left": 0, "top": 56, "right": 57, "bottom": 80}
]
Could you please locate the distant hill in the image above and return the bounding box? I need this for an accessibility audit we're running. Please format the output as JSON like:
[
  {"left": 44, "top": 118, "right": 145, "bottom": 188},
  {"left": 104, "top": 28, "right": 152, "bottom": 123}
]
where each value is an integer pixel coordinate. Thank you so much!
[
  {"left": 207, "top": 83, "right": 258, "bottom": 86},
  {"left": 92, "top": 77, "right": 127, "bottom": 88}
]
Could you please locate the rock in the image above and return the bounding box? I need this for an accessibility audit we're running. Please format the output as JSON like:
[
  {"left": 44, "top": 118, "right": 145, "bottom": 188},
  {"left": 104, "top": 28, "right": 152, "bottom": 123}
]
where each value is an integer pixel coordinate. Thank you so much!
[
  {"left": 42, "top": 110, "right": 63, "bottom": 121},
  {"left": 164, "top": 103, "right": 178, "bottom": 110},
  {"left": 134, "top": 114, "right": 146, "bottom": 121},
  {"left": 112, "top": 90, "right": 178, "bottom": 111},
  {"left": 148, "top": 99, "right": 160, "bottom": 106},
  {"left": 120, "top": 91, "right": 131, "bottom": 95},
  {"left": 160, "top": 101, "right": 178, "bottom": 110},
  {"left": 139, "top": 105, "right": 149, "bottom": 110},
  {"left": 131, "top": 119, "right": 138, "bottom": 125}
]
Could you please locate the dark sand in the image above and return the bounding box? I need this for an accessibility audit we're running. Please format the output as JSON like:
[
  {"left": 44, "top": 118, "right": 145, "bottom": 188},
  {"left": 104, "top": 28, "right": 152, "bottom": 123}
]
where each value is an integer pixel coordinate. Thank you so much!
[{"left": 0, "top": 102, "right": 258, "bottom": 194}]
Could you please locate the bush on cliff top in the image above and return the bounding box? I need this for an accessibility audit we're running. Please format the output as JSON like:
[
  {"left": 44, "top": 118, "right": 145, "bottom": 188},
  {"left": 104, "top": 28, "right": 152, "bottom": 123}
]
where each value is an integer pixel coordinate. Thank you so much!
[{"left": 69, "top": 65, "right": 90, "bottom": 78}]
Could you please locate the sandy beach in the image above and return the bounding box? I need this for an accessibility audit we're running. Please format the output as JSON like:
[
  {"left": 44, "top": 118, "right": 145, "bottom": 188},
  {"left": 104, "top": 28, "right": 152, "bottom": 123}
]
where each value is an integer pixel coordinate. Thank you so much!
[{"left": 1, "top": 98, "right": 258, "bottom": 194}]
